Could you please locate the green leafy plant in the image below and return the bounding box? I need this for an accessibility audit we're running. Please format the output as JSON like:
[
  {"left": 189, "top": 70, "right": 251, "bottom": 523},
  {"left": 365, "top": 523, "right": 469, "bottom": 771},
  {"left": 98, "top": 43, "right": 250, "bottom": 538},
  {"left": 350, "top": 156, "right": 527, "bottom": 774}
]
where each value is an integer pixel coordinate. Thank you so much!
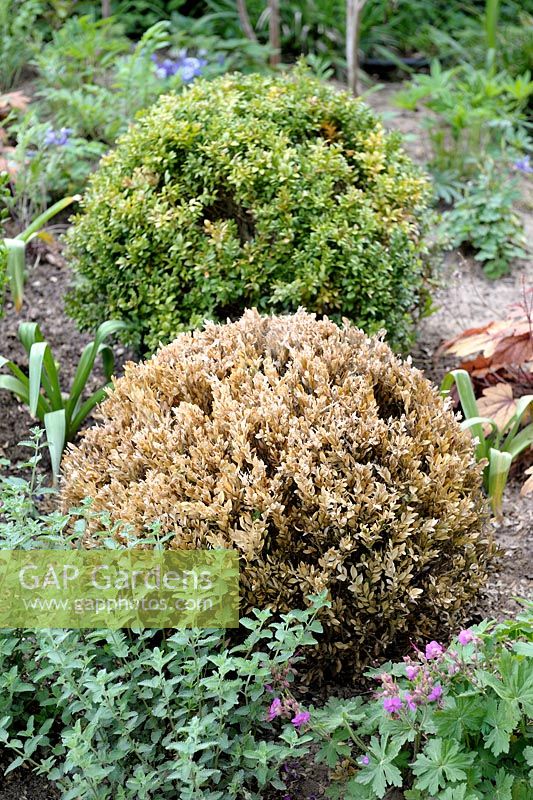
[
  {"left": 396, "top": 61, "right": 533, "bottom": 197},
  {"left": 293, "top": 602, "right": 533, "bottom": 800},
  {"left": 1, "top": 193, "right": 79, "bottom": 311},
  {"left": 438, "top": 166, "right": 527, "bottom": 278},
  {"left": 424, "top": 8, "right": 533, "bottom": 79},
  {"left": 0, "top": 320, "right": 126, "bottom": 480},
  {"left": 441, "top": 369, "right": 533, "bottom": 515},
  {"left": 32, "top": 14, "right": 131, "bottom": 89},
  {"left": 204, "top": 0, "right": 526, "bottom": 79},
  {"left": 0, "top": 462, "right": 324, "bottom": 800},
  {"left": 3, "top": 113, "right": 106, "bottom": 212},
  {"left": 5, "top": 14, "right": 270, "bottom": 209},
  {"left": 66, "top": 68, "right": 431, "bottom": 353},
  {"left": 0, "top": 0, "right": 43, "bottom": 91},
  {"left": 32, "top": 16, "right": 269, "bottom": 148}
]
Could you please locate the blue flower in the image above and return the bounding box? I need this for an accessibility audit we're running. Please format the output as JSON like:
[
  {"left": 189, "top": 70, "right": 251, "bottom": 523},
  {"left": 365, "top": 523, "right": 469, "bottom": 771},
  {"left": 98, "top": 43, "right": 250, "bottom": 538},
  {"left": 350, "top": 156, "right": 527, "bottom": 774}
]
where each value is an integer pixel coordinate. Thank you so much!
[
  {"left": 152, "top": 53, "right": 206, "bottom": 83},
  {"left": 514, "top": 155, "right": 533, "bottom": 174},
  {"left": 44, "top": 127, "right": 73, "bottom": 147},
  {"left": 155, "top": 58, "right": 181, "bottom": 79},
  {"left": 178, "top": 56, "right": 207, "bottom": 83}
]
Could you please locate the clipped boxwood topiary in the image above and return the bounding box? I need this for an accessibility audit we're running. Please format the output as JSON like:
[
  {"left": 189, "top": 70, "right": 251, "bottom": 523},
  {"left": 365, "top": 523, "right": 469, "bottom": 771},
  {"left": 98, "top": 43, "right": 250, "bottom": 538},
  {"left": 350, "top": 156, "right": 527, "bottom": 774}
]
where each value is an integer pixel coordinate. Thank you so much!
[
  {"left": 66, "top": 68, "right": 430, "bottom": 353},
  {"left": 62, "top": 310, "right": 494, "bottom": 676}
]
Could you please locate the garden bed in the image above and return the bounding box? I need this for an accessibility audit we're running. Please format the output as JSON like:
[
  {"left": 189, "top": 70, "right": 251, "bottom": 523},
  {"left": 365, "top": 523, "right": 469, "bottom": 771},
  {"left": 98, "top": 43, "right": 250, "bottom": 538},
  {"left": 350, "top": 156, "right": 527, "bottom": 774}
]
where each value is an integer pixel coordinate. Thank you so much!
[{"left": 0, "top": 29, "right": 532, "bottom": 798}]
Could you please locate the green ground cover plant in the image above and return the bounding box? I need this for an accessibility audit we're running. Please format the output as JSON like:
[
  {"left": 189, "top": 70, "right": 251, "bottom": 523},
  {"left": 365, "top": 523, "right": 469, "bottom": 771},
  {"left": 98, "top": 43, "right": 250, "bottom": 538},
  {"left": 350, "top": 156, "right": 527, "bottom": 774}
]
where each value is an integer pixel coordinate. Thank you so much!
[
  {"left": 299, "top": 603, "right": 533, "bottom": 799},
  {"left": 66, "top": 69, "right": 431, "bottom": 352},
  {"left": 396, "top": 61, "right": 533, "bottom": 198},
  {"left": 0, "top": 459, "right": 323, "bottom": 799},
  {"left": 397, "top": 56, "right": 531, "bottom": 280},
  {"left": 438, "top": 165, "right": 528, "bottom": 278}
]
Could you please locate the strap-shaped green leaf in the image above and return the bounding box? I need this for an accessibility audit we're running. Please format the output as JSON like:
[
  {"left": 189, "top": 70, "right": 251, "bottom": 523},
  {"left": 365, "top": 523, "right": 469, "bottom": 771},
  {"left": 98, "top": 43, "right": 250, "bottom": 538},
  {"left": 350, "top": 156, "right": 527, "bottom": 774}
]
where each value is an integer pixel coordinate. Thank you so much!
[
  {"left": 65, "top": 341, "right": 99, "bottom": 423},
  {"left": 18, "top": 321, "right": 44, "bottom": 354},
  {"left": 99, "top": 344, "right": 115, "bottom": 382},
  {"left": 501, "top": 394, "right": 533, "bottom": 447},
  {"left": 65, "top": 320, "right": 126, "bottom": 424},
  {"left": 17, "top": 195, "right": 80, "bottom": 243},
  {"left": 70, "top": 387, "right": 109, "bottom": 437},
  {"left": 461, "top": 416, "right": 498, "bottom": 440},
  {"left": 504, "top": 423, "right": 533, "bottom": 459},
  {"left": 441, "top": 369, "right": 487, "bottom": 459},
  {"left": 28, "top": 342, "right": 62, "bottom": 415},
  {"left": 0, "top": 375, "right": 30, "bottom": 405},
  {"left": 487, "top": 448, "right": 512, "bottom": 516},
  {"left": 0, "top": 359, "right": 50, "bottom": 418},
  {"left": 44, "top": 409, "right": 66, "bottom": 484},
  {"left": 94, "top": 319, "right": 128, "bottom": 344},
  {"left": 4, "top": 238, "right": 26, "bottom": 312}
]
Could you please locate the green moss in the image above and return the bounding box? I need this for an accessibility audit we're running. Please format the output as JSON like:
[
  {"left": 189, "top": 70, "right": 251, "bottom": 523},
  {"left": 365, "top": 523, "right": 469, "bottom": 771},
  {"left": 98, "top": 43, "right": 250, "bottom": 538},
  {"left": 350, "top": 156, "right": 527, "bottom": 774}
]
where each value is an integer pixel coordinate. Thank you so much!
[{"left": 66, "top": 68, "right": 431, "bottom": 353}]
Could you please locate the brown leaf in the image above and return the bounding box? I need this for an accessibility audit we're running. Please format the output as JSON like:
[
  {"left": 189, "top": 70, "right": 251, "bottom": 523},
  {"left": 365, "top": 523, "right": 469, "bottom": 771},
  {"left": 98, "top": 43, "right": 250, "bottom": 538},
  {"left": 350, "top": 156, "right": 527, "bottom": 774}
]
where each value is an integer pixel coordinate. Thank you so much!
[
  {"left": 491, "top": 332, "right": 533, "bottom": 369},
  {"left": 457, "top": 355, "right": 493, "bottom": 378},
  {"left": 477, "top": 383, "right": 517, "bottom": 430},
  {"left": 320, "top": 120, "right": 339, "bottom": 142},
  {"left": 521, "top": 465, "right": 533, "bottom": 497},
  {"left": 439, "top": 321, "right": 510, "bottom": 358},
  {"left": 0, "top": 90, "right": 30, "bottom": 118},
  {"left": 0, "top": 147, "right": 18, "bottom": 177}
]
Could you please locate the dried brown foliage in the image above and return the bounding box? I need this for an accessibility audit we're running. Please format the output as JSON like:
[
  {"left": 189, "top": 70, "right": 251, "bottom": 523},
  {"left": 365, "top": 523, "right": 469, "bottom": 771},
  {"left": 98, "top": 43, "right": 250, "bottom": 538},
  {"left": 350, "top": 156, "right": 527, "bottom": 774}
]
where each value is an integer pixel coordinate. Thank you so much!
[
  {"left": 438, "top": 286, "right": 533, "bottom": 398},
  {"left": 0, "top": 91, "right": 29, "bottom": 176},
  {"left": 62, "top": 310, "right": 494, "bottom": 676}
]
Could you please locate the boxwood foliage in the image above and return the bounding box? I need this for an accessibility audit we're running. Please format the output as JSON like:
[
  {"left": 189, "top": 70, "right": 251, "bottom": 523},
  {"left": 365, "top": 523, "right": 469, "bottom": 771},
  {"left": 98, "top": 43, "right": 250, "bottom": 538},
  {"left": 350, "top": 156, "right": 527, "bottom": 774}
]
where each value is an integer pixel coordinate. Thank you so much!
[
  {"left": 65, "top": 68, "right": 430, "bottom": 353},
  {"left": 62, "top": 311, "right": 494, "bottom": 678}
]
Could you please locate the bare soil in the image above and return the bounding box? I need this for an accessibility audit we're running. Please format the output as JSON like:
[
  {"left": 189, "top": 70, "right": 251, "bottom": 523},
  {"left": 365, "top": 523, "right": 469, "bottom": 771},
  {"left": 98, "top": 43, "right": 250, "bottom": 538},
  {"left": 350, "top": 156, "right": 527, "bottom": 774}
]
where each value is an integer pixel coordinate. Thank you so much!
[{"left": 0, "top": 757, "right": 59, "bottom": 800}]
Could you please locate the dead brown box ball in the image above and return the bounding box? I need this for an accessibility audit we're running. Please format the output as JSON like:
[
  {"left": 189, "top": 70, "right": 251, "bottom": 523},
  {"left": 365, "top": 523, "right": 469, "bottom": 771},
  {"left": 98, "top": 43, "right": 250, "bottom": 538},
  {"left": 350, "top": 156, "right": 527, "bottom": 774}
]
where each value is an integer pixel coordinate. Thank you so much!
[{"left": 62, "top": 310, "right": 494, "bottom": 676}]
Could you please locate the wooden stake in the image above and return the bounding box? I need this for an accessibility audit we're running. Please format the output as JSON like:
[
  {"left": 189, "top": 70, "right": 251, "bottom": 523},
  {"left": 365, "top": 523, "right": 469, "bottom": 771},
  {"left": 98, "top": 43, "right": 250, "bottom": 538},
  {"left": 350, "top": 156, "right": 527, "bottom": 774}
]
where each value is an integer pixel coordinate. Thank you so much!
[{"left": 269, "top": 0, "right": 281, "bottom": 66}]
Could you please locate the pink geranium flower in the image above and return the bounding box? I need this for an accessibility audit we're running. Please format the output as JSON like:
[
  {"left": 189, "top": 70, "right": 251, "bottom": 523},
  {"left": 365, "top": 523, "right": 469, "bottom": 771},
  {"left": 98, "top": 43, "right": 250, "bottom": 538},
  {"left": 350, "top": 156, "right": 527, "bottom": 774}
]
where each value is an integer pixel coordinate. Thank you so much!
[
  {"left": 428, "top": 683, "right": 443, "bottom": 702},
  {"left": 383, "top": 696, "right": 403, "bottom": 714},
  {"left": 425, "top": 641, "right": 444, "bottom": 660},
  {"left": 291, "top": 711, "right": 311, "bottom": 728},
  {"left": 267, "top": 698, "right": 282, "bottom": 721},
  {"left": 457, "top": 629, "right": 474, "bottom": 646}
]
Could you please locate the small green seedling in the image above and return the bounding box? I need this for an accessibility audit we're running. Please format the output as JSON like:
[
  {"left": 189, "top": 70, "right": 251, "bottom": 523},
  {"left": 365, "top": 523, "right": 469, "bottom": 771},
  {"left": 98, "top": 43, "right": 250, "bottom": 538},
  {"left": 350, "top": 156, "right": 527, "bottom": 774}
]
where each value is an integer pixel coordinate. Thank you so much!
[
  {"left": 0, "top": 319, "right": 127, "bottom": 481},
  {"left": 2, "top": 194, "right": 79, "bottom": 311},
  {"left": 441, "top": 369, "right": 533, "bottom": 515}
]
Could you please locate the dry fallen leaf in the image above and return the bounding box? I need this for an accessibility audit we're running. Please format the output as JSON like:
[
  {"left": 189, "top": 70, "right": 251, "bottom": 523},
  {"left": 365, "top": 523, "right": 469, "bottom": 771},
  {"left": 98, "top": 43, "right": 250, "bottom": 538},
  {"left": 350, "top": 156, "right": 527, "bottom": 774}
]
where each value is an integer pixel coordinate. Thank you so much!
[
  {"left": 477, "top": 383, "right": 517, "bottom": 430},
  {"left": 0, "top": 90, "right": 30, "bottom": 118},
  {"left": 491, "top": 332, "right": 533, "bottom": 370},
  {"left": 0, "top": 147, "right": 18, "bottom": 177},
  {"left": 521, "top": 465, "right": 533, "bottom": 497},
  {"left": 439, "top": 289, "right": 533, "bottom": 383}
]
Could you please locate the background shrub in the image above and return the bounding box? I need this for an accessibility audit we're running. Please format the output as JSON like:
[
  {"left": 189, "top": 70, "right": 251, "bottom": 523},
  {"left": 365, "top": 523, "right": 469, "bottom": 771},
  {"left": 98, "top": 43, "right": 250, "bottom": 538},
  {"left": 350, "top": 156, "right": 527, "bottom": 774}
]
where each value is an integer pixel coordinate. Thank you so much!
[
  {"left": 66, "top": 69, "right": 430, "bottom": 353},
  {"left": 62, "top": 311, "right": 495, "bottom": 677}
]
